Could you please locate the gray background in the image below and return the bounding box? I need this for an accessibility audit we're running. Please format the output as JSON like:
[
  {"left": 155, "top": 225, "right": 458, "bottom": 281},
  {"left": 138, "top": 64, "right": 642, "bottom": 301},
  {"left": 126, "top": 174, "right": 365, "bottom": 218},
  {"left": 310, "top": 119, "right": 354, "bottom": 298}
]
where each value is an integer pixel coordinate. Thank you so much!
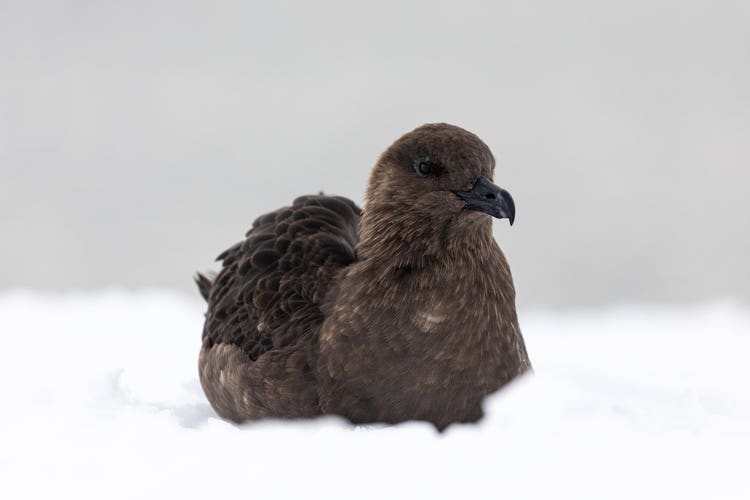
[{"left": 1, "top": 0, "right": 748, "bottom": 308}]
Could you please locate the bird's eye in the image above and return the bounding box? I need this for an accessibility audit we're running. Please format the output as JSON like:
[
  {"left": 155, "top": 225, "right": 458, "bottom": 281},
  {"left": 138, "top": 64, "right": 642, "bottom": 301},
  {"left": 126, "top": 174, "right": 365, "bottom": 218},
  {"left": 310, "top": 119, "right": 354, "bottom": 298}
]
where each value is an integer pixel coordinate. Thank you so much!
[{"left": 415, "top": 161, "right": 433, "bottom": 176}]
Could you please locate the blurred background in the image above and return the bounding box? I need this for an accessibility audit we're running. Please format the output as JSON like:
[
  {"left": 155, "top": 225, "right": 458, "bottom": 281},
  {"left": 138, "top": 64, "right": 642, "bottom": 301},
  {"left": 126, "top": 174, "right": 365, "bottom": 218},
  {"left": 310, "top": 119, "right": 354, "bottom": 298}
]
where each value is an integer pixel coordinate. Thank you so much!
[{"left": 1, "top": 0, "right": 748, "bottom": 308}]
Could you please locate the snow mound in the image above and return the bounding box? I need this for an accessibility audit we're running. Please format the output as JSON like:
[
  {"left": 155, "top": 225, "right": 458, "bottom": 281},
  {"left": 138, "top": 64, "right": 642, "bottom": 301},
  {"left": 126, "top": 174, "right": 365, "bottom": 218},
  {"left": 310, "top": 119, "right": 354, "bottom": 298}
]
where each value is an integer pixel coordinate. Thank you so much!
[{"left": 1, "top": 290, "right": 748, "bottom": 499}]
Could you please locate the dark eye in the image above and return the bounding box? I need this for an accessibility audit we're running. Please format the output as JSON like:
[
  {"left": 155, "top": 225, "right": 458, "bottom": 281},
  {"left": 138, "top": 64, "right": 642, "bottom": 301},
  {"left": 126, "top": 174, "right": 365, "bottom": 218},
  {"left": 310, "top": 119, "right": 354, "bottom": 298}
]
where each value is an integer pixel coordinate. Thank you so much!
[{"left": 415, "top": 161, "right": 433, "bottom": 176}]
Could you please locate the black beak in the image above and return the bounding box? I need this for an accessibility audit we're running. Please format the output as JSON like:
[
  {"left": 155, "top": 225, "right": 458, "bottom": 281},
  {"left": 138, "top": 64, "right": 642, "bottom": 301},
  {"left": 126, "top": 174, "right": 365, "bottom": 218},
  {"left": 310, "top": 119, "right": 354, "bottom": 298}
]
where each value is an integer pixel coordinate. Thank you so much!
[{"left": 453, "top": 176, "right": 516, "bottom": 225}]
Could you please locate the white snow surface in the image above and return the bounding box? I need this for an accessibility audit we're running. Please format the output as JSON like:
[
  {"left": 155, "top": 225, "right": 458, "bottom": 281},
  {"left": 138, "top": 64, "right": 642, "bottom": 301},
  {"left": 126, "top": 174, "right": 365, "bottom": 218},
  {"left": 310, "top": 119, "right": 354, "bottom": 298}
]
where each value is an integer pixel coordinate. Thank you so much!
[{"left": 1, "top": 290, "right": 748, "bottom": 499}]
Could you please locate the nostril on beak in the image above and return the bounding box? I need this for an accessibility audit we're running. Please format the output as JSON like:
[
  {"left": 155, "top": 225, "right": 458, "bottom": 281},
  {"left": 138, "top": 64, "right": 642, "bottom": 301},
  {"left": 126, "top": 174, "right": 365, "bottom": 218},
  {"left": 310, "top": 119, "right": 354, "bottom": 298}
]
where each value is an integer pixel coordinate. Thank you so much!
[{"left": 484, "top": 192, "right": 496, "bottom": 200}]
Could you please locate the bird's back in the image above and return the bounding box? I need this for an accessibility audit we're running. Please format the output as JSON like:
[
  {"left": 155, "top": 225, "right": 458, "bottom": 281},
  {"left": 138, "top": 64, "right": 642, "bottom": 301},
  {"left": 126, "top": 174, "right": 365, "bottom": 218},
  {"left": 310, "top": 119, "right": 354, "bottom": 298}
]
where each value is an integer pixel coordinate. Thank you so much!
[{"left": 197, "top": 194, "right": 360, "bottom": 421}]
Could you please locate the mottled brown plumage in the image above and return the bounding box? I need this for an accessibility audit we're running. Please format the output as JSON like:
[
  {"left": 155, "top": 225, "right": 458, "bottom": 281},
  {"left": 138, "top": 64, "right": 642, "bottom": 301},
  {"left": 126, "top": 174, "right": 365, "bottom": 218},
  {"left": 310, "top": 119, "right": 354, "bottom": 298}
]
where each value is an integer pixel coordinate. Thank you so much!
[{"left": 197, "top": 123, "right": 530, "bottom": 430}]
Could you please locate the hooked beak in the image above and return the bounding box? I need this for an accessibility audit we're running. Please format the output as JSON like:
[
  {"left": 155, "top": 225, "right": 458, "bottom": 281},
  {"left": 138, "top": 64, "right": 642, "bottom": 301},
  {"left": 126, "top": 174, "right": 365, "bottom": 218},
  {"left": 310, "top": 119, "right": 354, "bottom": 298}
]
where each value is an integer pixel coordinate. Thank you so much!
[{"left": 453, "top": 176, "right": 516, "bottom": 225}]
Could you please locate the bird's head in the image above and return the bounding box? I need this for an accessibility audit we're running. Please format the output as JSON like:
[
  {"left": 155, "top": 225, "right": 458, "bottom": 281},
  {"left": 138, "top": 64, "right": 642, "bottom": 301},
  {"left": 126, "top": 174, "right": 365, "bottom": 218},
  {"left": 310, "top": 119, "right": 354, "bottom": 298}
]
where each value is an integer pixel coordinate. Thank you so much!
[{"left": 364, "top": 123, "right": 515, "bottom": 230}]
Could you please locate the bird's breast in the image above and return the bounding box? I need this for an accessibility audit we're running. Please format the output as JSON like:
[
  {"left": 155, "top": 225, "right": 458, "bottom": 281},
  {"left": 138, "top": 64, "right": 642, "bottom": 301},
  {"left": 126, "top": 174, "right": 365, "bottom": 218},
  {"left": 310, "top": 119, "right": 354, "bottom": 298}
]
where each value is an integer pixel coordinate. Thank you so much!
[
  {"left": 317, "top": 257, "right": 527, "bottom": 426},
  {"left": 320, "top": 258, "right": 515, "bottom": 361},
  {"left": 413, "top": 311, "right": 447, "bottom": 333}
]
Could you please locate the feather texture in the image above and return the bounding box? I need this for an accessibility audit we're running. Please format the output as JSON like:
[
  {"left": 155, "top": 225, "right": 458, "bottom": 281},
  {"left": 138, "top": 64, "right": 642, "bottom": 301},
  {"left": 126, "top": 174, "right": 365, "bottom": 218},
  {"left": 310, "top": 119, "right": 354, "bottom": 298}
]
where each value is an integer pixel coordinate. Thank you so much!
[
  {"left": 198, "top": 195, "right": 360, "bottom": 420},
  {"left": 197, "top": 123, "right": 531, "bottom": 429}
]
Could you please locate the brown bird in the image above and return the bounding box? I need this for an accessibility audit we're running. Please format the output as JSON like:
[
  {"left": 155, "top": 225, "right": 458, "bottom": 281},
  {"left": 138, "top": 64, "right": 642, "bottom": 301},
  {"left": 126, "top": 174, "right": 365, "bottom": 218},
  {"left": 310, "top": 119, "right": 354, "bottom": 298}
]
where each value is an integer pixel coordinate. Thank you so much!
[{"left": 196, "top": 123, "right": 530, "bottom": 430}]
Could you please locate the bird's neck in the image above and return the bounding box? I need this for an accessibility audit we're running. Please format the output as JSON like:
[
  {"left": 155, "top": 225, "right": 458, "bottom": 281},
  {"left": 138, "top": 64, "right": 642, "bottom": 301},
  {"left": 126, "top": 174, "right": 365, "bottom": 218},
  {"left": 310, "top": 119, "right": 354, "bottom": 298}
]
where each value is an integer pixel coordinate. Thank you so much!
[{"left": 356, "top": 207, "right": 496, "bottom": 270}]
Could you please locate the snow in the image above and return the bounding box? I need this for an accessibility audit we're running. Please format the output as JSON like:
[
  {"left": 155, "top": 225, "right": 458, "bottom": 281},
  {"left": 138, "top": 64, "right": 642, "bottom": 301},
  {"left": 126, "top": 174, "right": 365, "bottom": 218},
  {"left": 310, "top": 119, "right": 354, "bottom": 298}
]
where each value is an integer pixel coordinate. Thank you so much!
[{"left": 1, "top": 290, "right": 748, "bottom": 499}]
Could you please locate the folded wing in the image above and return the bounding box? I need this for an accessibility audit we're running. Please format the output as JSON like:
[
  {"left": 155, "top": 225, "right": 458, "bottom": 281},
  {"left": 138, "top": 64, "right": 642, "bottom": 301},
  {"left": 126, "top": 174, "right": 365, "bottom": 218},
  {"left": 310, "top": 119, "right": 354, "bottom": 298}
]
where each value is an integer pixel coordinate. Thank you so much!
[{"left": 197, "top": 194, "right": 361, "bottom": 420}]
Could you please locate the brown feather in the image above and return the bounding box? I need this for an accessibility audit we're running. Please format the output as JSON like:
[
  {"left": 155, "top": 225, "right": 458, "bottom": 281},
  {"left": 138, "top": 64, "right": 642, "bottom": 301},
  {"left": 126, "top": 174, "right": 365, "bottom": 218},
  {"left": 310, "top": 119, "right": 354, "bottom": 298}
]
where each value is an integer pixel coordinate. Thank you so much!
[
  {"left": 197, "top": 123, "right": 531, "bottom": 430},
  {"left": 198, "top": 195, "right": 361, "bottom": 419},
  {"left": 194, "top": 273, "right": 213, "bottom": 302}
]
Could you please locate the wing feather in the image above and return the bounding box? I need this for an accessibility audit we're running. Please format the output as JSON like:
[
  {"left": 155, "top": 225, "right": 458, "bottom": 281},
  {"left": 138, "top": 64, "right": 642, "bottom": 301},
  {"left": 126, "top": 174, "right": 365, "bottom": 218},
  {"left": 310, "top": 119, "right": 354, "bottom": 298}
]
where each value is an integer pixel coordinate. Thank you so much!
[{"left": 200, "top": 195, "right": 361, "bottom": 362}]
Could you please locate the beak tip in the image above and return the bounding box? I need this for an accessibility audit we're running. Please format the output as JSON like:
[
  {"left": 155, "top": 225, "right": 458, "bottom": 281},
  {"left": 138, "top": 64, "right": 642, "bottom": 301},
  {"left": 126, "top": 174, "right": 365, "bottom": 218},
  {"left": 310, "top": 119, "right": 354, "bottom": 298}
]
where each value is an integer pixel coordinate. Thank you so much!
[{"left": 454, "top": 176, "right": 517, "bottom": 225}]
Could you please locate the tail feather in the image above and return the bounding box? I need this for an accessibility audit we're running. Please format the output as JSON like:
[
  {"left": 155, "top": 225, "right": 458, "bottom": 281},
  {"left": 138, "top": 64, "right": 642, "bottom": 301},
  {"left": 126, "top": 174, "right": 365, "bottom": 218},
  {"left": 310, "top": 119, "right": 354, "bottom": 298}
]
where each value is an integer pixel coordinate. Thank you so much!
[{"left": 195, "top": 272, "right": 214, "bottom": 302}]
